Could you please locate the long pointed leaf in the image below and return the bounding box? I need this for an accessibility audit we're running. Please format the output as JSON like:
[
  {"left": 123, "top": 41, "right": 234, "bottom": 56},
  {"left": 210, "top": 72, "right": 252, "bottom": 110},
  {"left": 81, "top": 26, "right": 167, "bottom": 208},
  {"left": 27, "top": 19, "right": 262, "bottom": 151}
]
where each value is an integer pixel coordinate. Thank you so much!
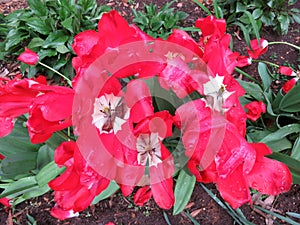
[
  {"left": 242, "top": 11, "right": 260, "bottom": 42},
  {"left": 173, "top": 170, "right": 196, "bottom": 215}
]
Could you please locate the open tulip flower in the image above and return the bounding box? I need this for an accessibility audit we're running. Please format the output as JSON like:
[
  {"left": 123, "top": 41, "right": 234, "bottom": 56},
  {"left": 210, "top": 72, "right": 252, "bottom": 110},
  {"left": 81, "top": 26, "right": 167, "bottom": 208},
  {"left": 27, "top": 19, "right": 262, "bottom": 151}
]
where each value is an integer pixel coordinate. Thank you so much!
[
  {"left": 0, "top": 10, "right": 293, "bottom": 220},
  {"left": 246, "top": 38, "right": 268, "bottom": 59},
  {"left": 244, "top": 101, "right": 266, "bottom": 121}
]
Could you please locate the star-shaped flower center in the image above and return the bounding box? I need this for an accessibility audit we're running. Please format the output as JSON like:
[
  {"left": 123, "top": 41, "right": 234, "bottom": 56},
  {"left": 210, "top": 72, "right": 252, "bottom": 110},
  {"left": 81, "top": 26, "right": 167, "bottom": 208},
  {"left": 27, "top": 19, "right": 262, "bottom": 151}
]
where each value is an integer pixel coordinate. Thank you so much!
[
  {"left": 136, "top": 133, "right": 162, "bottom": 167},
  {"left": 203, "top": 74, "right": 234, "bottom": 113},
  {"left": 92, "top": 93, "right": 129, "bottom": 134}
]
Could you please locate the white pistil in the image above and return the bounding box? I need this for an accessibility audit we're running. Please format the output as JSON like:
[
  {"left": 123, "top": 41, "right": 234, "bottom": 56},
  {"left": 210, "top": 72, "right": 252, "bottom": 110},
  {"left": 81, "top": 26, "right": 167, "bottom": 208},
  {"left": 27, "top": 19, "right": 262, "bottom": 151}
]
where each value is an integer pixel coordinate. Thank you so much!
[
  {"left": 203, "top": 74, "right": 234, "bottom": 113},
  {"left": 92, "top": 93, "right": 129, "bottom": 134},
  {"left": 136, "top": 133, "right": 162, "bottom": 167}
]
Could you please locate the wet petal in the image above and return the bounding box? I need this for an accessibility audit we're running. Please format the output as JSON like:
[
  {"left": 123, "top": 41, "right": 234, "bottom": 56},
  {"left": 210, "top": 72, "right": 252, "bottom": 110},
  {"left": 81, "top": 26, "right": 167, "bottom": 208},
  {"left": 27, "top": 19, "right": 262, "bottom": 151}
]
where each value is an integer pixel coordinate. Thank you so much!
[
  {"left": 72, "top": 30, "right": 100, "bottom": 56},
  {"left": 217, "top": 165, "right": 251, "bottom": 209},
  {"left": 247, "top": 143, "right": 292, "bottom": 195}
]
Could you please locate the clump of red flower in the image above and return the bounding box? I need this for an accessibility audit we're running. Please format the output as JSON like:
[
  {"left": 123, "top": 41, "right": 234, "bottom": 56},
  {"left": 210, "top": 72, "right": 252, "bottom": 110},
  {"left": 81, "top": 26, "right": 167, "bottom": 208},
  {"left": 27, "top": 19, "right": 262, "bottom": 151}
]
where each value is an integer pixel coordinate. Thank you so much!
[{"left": 0, "top": 10, "right": 292, "bottom": 221}]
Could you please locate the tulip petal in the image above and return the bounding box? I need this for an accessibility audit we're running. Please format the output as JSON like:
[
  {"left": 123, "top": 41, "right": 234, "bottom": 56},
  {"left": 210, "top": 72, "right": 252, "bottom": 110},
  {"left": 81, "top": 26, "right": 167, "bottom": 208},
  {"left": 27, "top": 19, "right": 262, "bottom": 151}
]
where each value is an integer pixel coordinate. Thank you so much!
[
  {"left": 282, "top": 78, "right": 298, "bottom": 93},
  {"left": 279, "top": 66, "right": 296, "bottom": 76},
  {"left": 247, "top": 39, "right": 268, "bottom": 59},
  {"left": 134, "top": 186, "right": 152, "bottom": 206},
  {"left": 217, "top": 165, "right": 250, "bottom": 209},
  {"left": 50, "top": 205, "right": 79, "bottom": 220},
  {"left": 151, "top": 178, "right": 174, "bottom": 209},
  {"left": 0, "top": 117, "right": 14, "bottom": 138},
  {"left": 247, "top": 143, "right": 292, "bottom": 195}
]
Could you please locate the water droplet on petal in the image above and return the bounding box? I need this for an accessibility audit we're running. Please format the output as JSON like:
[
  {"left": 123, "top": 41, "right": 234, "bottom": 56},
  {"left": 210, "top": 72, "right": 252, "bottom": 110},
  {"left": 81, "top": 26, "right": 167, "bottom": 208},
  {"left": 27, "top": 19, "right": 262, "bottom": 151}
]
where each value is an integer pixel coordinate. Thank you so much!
[
  {"left": 280, "top": 186, "right": 285, "bottom": 191},
  {"left": 244, "top": 169, "right": 250, "bottom": 174}
]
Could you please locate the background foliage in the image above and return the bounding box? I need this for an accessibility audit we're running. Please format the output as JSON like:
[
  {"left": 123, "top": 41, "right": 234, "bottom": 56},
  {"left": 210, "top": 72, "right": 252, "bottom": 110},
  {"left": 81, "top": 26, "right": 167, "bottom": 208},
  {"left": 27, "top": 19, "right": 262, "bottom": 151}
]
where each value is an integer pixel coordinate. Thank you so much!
[{"left": 0, "top": 0, "right": 110, "bottom": 81}]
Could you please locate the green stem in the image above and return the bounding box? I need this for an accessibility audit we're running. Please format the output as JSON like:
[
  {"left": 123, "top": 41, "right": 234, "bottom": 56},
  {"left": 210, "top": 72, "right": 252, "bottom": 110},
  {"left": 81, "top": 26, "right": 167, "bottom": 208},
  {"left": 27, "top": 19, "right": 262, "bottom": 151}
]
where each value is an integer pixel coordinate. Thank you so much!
[
  {"left": 192, "top": 0, "right": 212, "bottom": 15},
  {"left": 252, "top": 60, "right": 279, "bottom": 68},
  {"left": 234, "top": 67, "right": 261, "bottom": 85},
  {"left": 56, "top": 130, "right": 72, "bottom": 141},
  {"left": 38, "top": 62, "right": 72, "bottom": 87},
  {"left": 268, "top": 41, "right": 300, "bottom": 51}
]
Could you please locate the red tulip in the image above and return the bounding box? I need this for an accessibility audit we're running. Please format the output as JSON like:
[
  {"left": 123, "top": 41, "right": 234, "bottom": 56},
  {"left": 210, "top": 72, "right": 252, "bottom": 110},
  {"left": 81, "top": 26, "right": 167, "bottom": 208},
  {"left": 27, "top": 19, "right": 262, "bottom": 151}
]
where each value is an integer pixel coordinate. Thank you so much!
[
  {"left": 244, "top": 101, "right": 266, "bottom": 121},
  {"left": 247, "top": 38, "right": 268, "bottom": 59},
  {"left": 26, "top": 88, "right": 74, "bottom": 144},
  {"left": 0, "top": 77, "right": 45, "bottom": 118},
  {"left": 49, "top": 142, "right": 110, "bottom": 220},
  {"left": 0, "top": 75, "right": 74, "bottom": 142},
  {"left": 17, "top": 47, "right": 39, "bottom": 65},
  {"left": 71, "top": 10, "right": 153, "bottom": 87},
  {"left": 174, "top": 99, "right": 292, "bottom": 209},
  {"left": 279, "top": 66, "right": 297, "bottom": 76},
  {"left": 195, "top": 16, "right": 226, "bottom": 39},
  {"left": 0, "top": 77, "right": 46, "bottom": 137}
]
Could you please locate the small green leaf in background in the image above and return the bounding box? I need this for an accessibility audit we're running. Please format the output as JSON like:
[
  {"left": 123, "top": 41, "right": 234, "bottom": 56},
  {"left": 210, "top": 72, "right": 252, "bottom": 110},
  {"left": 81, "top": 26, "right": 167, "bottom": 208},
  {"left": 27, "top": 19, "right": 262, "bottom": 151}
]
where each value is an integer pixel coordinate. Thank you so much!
[
  {"left": 27, "top": 0, "right": 48, "bottom": 17},
  {"left": 173, "top": 169, "right": 196, "bottom": 215},
  {"left": 5, "top": 29, "right": 30, "bottom": 51},
  {"left": 27, "top": 213, "right": 38, "bottom": 225},
  {"left": 278, "top": 14, "right": 290, "bottom": 35},
  {"left": 237, "top": 79, "right": 264, "bottom": 101},
  {"left": 43, "top": 30, "right": 69, "bottom": 48},
  {"left": 258, "top": 62, "right": 273, "bottom": 91},
  {"left": 36, "top": 145, "right": 54, "bottom": 170},
  {"left": 252, "top": 8, "right": 263, "bottom": 19},
  {"left": 61, "top": 17, "right": 74, "bottom": 33},
  {"left": 28, "top": 37, "right": 44, "bottom": 49},
  {"left": 291, "top": 9, "right": 300, "bottom": 23},
  {"left": 56, "top": 44, "right": 70, "bottom": 54},
  {"left": 26, "top": 17, "right": 52, "bottom": 35}
]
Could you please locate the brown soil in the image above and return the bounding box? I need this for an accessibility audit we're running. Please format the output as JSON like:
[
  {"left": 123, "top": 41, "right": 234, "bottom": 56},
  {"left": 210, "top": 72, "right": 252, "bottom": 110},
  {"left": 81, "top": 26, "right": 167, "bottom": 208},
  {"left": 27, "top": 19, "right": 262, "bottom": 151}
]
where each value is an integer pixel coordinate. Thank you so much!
[{"left": 1, "top": 0, "right": 300, "bottom": 225}]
